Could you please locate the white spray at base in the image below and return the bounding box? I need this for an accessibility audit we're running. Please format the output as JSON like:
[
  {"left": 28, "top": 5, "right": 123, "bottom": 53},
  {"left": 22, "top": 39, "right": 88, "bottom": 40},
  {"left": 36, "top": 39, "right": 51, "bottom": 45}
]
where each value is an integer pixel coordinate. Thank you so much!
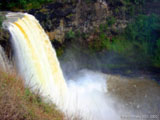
[
  {"left": 66, "top": 69, "right": 120, "bottom": 120},
  {"left": 3, "top": 13, "right": 120, "bottom": 120}
]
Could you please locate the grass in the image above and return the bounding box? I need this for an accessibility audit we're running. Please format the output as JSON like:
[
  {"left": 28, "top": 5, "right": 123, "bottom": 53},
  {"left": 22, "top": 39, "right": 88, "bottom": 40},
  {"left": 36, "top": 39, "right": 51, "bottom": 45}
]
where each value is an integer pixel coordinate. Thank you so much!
[{"left": 0, "top": 69, "right": 64, "bottom": 120}]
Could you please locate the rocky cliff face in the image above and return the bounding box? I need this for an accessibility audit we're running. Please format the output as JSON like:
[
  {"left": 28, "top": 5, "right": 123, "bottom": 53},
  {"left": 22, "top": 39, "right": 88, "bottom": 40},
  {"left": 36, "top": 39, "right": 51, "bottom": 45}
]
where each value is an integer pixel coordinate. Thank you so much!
[
  {"left": 0, "top": 29, "right": 10, "bottom": 55},
  {"left": 0, "top": 0, "right": 137, "bottom": 45},
  {"left": 28, "top": 1, "right": 111, "bottom": 42},
  {"left": 0, "top": 12, "right": 11, "bottom": 56},
  {"left": 1, "top": 0, "right": 159, "bottom": 48}
]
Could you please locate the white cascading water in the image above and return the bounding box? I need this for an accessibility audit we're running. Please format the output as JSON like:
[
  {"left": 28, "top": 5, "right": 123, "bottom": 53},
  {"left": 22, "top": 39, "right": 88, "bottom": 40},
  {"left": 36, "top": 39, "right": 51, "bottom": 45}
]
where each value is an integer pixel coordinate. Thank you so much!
[
  {"left": 3, "top": 13, "right": 120, "bottom": 120},
  {"left": 3, "top": 12, "right": 68, "bottom": 108},
  {"left": 0, "top": 45, "right": 12, "bottom": 71}
]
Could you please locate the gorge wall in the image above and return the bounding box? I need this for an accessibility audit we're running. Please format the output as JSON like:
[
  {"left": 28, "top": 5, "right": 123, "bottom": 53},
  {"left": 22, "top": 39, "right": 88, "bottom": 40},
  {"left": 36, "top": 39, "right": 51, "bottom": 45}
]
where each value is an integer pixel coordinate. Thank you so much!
[
  {"left": 0, "top": 0, "right": 128, "bottom": 45},
  {"left": 1, "top": 0, "right": 160, "bottom": 75}
]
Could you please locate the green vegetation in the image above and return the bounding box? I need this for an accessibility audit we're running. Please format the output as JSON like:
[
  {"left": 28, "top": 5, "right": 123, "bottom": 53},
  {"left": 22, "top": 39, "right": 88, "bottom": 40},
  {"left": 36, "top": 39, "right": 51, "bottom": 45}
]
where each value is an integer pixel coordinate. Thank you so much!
[
  {"left": 0, "top": 17, "right": 3, "bottom": 28},
  {"left": 0, "top": 69, "right": 63, "bottom": 120},
  {"left": 65, "top": 30, "right": 76, "bottom": 40},
  {"left": 88, "top": 14, "right": 160, "bottom": 68},
  {"left": 107, "top": 0, "right": 147, "bottom": 17},
  {"left": 56, "top": 47, "right": 65, "bottom": 56},
  {"left": 0, "top": 15, "right": 5, "bottom": 28},
  {"left": 0, "top": 0, "right": 53, "bottom": 10},
  {"left": 124, "top": 0, "right": 145, "bottom": 4},
  {"left": 107, "top": 0, "right": 146, "bottom": 5},
  {"left": 107, "top": 16, "right": 116, "bottom": 26},
  {"left": 0, "top": 0, "right": 150, "bottom": 11}
]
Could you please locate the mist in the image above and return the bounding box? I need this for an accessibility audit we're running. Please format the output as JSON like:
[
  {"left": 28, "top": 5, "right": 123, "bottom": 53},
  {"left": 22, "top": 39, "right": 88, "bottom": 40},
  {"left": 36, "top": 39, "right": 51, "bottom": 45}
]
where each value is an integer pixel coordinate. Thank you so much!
[
  {"left": 2, "top": 11, "right": 160, "bottom": 120},
  {"left": 59, "top": 43, "right": 160, "bottom": 120},
  {"left": 59, "top": 44, "right": 122, "bottom": 120}
]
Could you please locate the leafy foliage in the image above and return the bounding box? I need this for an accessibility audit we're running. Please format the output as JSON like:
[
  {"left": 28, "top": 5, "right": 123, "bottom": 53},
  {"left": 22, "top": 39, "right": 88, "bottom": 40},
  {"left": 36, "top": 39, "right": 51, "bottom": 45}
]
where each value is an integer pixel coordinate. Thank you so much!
[
  {"left": 107, "top": 16, "right": 116, "bottom": 26},
  {"left": 65, "top": 30, "right": 76, "bottom": 40},
  {"left": 0, "top": 17, "right": 3, "bottom": 28},
  {"left": 0, "top": 0, "right": 53, "bottom": 10},
  {"left": 0, "top": 15, "right": 5, "bottom": 28},
  {"left": 88, "top": 14, "right": 160, "bottom": 68},
  {"left": 124, "top": 0, "right": 146, "bottom": 5}
]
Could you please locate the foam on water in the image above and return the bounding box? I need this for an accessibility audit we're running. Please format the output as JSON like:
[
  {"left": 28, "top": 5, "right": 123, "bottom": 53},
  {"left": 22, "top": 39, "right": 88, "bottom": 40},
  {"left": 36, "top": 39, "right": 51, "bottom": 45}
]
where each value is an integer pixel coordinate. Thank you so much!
[{"left": 65, "top": 69, "right": 120, "bottom": 120}]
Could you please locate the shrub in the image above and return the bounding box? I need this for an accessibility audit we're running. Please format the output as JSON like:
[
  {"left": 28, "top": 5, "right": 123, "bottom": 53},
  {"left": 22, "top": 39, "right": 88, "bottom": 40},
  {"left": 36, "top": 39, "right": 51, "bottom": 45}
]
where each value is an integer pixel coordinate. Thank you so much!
[
  {"left": 153, "top": 39, "right": 160, "bottom": 67},
  {"left": 99, "top": 23, "right": 108, "bottom": 32},
  {"left": 124, "top": 0, "right": 146, "bottom": 5},
  {"left": 65, "top": 30, "right": 75, "bottom": 40},
  {"left": 0, "top": 0, "right": 53, "bottom": 10},
  {"left": 0, "top": 15, "right": 5, "bottom": 28},
  {"left": 88, "top": 14, "right": 160, "bottom": 68},
  {"left": 107, "top": 16, "right": 116, "bottom": 26},
  {"left": 125, "top": 14, "right": 160, "bottom": 55}
]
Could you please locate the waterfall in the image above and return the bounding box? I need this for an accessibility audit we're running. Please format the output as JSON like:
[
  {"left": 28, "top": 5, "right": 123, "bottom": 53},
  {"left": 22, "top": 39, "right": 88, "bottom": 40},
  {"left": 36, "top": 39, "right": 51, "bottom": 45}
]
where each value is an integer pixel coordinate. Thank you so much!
[
  {"left": 3, "top": 12, "right": 68, "bottom": 107},
  {"left": 0, "top": 45, "right": 12, "bottom": 71},
  {"left": 3, "top": 12, "right": 119, "bottom": 120}
]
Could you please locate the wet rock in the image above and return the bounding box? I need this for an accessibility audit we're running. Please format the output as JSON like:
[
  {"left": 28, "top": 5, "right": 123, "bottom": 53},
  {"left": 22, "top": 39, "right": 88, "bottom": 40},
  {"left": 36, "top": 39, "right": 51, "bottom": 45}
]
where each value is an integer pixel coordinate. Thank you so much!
[
  {"left": 0, "top": 28, "right": 11, "bottom": 57},
  {"left": 0, "top": 12, "right": 11, "bottom": 56},
  {"left": 47, "top": 19, "right": 65, "bottom": 43},
  {"left": 28, "top": 1, "right": 111, "bottom": 42}
]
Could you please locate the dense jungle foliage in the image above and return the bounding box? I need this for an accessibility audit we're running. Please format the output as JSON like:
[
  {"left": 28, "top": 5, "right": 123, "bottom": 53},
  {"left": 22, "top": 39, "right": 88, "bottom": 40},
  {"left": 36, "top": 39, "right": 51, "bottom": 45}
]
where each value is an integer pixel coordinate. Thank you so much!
[
  {"left": 0, "top": 0, "right": 52, "bottom": 10},
  {"left": 1, "top": 0, "right": 159, "bottom": 10},
  {"left": 87, "top": 14, "right": 160, "bottom": 68}
]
